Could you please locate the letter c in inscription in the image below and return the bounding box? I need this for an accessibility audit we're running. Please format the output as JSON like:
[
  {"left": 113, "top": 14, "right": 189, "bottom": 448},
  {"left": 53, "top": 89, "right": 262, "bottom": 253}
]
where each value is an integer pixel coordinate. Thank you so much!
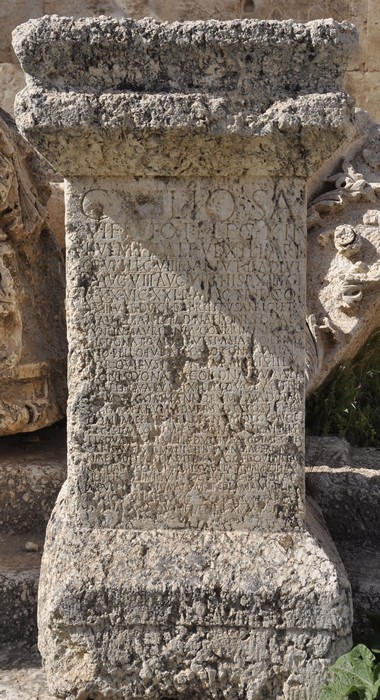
[{"left": 82, "top": 190, "right": 111, "bottom": 220}]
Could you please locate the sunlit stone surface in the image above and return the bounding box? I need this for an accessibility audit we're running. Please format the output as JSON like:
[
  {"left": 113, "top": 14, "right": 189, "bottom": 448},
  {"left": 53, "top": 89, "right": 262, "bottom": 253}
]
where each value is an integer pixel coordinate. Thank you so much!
[{"left": 13, "top": 16, "right": 356, "bottom": 699}]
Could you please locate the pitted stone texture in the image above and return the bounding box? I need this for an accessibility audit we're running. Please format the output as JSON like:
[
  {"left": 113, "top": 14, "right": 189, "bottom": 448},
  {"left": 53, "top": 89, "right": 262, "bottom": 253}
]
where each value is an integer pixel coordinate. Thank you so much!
[
  {"left": 13, "top": 16, "right": 355, "bottom": 93},
  {"left": 339, "top": 544, "right": 380, "bottom": 645},
  {"left": 13, "top": 18, "right": 357, "bottom": 180},
  {"left": 306, "top": 436, "right": 380, "bottom": 546},
  {"left": 0, "top": 110, "right": 66, "bottom": 436},
  {"left": 2, "top": 1, "right": 379, "bottom": 122},
  {"left": 65, "top": 176, "right": 305, "bottom": 531},
  {"left": 39, "top": 506, "right": 352, "bottom": 700},
  {"left": 13, "top": 17, "right": 356, "bottom": 700},
  {"left": 15, "top": 92, "right": 356, "bottom": 182}
]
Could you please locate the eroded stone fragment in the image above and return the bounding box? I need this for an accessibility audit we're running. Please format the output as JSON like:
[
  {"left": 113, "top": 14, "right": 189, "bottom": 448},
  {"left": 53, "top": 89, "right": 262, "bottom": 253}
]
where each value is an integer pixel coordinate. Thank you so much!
[
  {"left": 0, "top": 109, "right": 66, "bottom": 436},
  {"left": 14, "top": 17, "right": 356, "bottom": 700},
  {"left": 306, "top": 116, "right": 380, "bottom": 393},
  {"left": 2, "top": 0, "right": 378, "bottom": 124}
]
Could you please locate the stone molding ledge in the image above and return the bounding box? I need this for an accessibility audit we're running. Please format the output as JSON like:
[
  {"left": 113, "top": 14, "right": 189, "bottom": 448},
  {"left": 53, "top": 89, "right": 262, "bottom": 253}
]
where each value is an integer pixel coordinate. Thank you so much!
[{"left": 12, "top": 17, "right": 358, "bottom": 178}]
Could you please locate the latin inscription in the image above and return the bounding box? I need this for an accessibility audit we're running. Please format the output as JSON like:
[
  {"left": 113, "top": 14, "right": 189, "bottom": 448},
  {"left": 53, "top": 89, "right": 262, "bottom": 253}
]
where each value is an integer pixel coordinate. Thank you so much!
[{"left": 67, "top": 177, "right": 305, "bottom": 530}]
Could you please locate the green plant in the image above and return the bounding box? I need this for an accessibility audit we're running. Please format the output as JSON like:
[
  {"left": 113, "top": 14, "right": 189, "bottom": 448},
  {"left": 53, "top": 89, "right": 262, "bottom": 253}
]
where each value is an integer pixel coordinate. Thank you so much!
[
  {"left": 306, "top": 330, "right": 380, "bottom": 448},
  {"left": 320, "top": 645, "right": 380, "bottom": 699}
]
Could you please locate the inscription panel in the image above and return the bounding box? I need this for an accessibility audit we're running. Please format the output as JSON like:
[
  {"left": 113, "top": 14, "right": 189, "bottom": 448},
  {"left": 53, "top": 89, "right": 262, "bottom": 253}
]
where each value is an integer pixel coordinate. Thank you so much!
[{"left": 66, "top": 177, "right": 305, "bottom": 530}]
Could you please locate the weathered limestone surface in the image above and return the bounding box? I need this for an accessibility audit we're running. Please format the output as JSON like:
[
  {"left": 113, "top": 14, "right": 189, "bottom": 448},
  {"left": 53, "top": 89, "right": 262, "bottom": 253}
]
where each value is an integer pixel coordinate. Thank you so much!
[
  {"left": 14, "top": 16, "right": 356, "bottom": 700},
  {"left": 306, "top": 116, "right": 380, "bottom": 393},
  {"left": 2, "top": 0, "right": 380, "bottom": 122},
  {"left": 0, "top": 109, "right": 66, "bottom": 436}
]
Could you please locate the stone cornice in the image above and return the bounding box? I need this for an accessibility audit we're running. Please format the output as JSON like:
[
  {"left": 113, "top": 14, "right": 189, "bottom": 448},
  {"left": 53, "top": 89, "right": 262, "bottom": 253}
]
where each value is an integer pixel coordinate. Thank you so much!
[
  {"left": 12, "top": 17, "right": 358, "bottom": 177},
  {"left": 13, "top": 17, "right": 356, "bottom": 93}
]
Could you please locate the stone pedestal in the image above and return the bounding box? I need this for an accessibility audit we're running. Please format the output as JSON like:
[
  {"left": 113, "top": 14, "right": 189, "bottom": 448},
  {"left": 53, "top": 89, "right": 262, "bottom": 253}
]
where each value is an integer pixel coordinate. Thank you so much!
[{"left": 14, "top": 16, "right": 356, "bottom": 699}]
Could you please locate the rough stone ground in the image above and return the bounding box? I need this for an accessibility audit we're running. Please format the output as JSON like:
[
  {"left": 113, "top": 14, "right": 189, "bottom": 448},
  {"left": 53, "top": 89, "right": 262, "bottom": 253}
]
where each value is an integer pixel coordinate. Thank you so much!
[{"left": 0, "top": 643, "right": 55, "bottom": 699}]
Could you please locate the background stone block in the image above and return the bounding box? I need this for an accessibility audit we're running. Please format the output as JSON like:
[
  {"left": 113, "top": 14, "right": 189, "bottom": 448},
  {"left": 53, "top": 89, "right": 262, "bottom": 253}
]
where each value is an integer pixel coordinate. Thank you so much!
[{"left": 0, "top": 110, "right": 66, "bottom": 436}]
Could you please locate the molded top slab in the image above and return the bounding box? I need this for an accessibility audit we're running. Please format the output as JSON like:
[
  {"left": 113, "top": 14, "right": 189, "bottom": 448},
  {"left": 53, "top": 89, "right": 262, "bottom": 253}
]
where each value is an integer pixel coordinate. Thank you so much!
[
  {"left": 12, "top": 17, "right": 358, "bottom": 178},
  {"left": 13, "top": 16, "right": 356, "bottom": 96}
]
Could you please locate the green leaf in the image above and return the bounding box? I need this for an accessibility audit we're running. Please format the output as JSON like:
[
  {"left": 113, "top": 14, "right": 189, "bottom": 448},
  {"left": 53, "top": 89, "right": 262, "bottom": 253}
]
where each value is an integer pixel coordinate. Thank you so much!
[
  {"left": 320, "top": 645, "right": 380, "bottom": 700},
  {"left": 320, "top": 678, "right": 358, "bottom": 699}
]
